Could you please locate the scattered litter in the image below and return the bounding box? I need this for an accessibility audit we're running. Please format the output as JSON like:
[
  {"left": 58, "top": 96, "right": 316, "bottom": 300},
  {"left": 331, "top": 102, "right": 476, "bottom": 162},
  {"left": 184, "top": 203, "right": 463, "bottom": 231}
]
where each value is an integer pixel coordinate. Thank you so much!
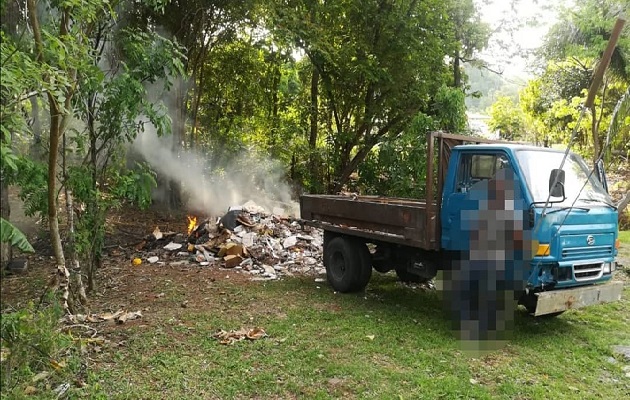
[
  {"left": 63, "top": 310, "right": 143, "bottom": 325},
  {"left": 115, "top": 311, "right": 142, "bottom": 324},
  {"left": 53, "top": 382, "right": 70, "bottom": 397},
  {"left": 137, "top": 200, "right": 324, "bottom": 281},
  {"left": 282, "top": 236, "right": 298, "bottom": 249},
  {"left": 213, "top": 327, "right": 268, "bottom": 345},
  {"left": 366, "top": 335, "right": 375, "bottom": 341},
  {"left": 163, "top": 242, "right": 183, "bottom": 251},
  {"left": 224, "top": 255, "right": 244, "bottom": 268},
  {"left": 243, "top": 201, "right": 266, "bottom": 214},
  {"left": 132, "top": 258, "right": 142, "bottom": 266}
]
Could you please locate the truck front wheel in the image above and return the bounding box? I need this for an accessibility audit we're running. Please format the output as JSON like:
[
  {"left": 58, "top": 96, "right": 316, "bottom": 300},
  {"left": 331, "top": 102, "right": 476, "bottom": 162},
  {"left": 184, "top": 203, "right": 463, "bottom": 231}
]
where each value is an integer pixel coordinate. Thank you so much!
[{"left": 324, "top": 236, "right": 371, "bottom": 292}]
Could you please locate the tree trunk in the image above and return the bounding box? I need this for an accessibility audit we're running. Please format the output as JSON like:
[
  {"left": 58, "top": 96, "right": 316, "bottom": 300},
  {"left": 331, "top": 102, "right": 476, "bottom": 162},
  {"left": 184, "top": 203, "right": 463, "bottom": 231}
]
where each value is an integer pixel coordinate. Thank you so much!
[
  {"left": 191, "top": 67, "right": 206, "bottom": 150},
  {"left": 309, "top": 65, "right": 320, "bottom": 191},
  {"left": 1, "top": 0, "right": 20, "bottom": 36},
  {"left": 0, "top": 165, "right": 12, "bottom": 266},
  {"left": 65, "top": 188, "right": 88, "bottom": 309},
  {"left": 47, "top": 103, "right": 70, "bottom": 311},
  {"left": 169, "top": 80, "right": 185, "bottom": 209},
  {"left": 453, "top": 49, "right": 462, "bottom": 88},
  {"left": 28, "top": 0, "right": 72, "bottom": 313},
  {"left": 332, "top": 143, "right": 374, "bottom": 193},
  {"left": 86, "top": 94, "right": 101, "bottom": 292},
  {"left": 29, "top": 96, "right": 44, "bottom": 161},
  {"left": 269, "top": 54, "right": 281, "bottom": 152}
]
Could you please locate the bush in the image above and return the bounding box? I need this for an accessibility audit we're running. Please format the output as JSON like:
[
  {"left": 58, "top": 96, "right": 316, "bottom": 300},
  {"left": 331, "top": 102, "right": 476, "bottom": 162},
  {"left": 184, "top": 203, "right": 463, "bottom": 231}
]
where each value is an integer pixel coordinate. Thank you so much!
[{"left": 0, "top": 301, "right": 77, "bottom": 397}]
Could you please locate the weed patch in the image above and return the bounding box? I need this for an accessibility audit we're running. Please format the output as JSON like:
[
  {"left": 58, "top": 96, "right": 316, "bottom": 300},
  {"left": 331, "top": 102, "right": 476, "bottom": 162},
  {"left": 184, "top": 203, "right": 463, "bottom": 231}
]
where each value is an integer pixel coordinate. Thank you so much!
[{"left": 0, "top": 300, "right": 83, "bottom": 398}]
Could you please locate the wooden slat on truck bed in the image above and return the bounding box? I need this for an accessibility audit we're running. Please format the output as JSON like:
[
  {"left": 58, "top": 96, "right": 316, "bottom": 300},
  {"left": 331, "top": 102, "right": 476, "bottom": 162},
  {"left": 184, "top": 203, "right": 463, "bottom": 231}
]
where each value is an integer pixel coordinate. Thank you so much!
[{"left": 300, "top": 194, "right": 434, "bottom": 249}]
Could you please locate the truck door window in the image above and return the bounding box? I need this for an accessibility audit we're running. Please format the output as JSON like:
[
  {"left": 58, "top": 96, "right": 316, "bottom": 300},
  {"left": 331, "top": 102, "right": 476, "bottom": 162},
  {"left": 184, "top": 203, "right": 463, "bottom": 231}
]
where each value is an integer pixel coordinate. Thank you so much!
[{"left": 457, "top": 153, "right": 510, "bottom": 192}]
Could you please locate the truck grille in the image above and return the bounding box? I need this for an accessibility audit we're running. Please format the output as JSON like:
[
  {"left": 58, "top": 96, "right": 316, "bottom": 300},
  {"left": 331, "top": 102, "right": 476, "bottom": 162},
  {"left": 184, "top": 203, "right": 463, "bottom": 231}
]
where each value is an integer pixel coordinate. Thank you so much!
[
  {"left": 562, "top": 245, "right": 613, "bottom": 261},
  {"left": 573, "top": 262, "right": 603, "bottom": 281}
]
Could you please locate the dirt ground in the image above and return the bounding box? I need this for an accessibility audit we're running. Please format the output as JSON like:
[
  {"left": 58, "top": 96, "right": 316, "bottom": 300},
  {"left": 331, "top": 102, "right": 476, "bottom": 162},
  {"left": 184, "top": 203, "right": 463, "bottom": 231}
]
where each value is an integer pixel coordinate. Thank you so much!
[{"left": 0, "top": 188, "right": 252, "bottom": 306}]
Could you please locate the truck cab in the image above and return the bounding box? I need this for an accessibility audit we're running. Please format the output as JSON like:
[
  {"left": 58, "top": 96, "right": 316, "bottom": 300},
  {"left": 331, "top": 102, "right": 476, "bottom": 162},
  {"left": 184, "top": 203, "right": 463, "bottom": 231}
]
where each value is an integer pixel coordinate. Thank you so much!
[{"left": 440, "top": 143, "right": 622, "bottom": 314}]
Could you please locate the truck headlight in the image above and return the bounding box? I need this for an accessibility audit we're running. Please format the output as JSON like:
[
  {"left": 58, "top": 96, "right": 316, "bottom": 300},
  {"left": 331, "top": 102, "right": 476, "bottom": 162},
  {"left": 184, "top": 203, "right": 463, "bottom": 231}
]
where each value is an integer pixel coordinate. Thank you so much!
[{"left": 603, "top": 262, "right": 615, "bottom": 274}]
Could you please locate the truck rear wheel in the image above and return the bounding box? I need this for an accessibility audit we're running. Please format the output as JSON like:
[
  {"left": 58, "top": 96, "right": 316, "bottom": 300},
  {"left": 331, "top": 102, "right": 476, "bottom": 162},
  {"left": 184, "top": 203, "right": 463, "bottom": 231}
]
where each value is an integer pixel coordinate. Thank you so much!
[
  {"left": 324, "top": 236, "right": 371, "bottom": 292},
  {"left": 354, "top": 241, "right": 373, "bottom": 290}
]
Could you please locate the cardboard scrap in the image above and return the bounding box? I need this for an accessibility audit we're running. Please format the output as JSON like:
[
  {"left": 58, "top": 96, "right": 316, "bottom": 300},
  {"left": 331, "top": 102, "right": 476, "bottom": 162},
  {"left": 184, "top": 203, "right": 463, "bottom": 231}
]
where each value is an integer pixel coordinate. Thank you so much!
[{"left": 224, "top": 254, "right": 243, "bottom": 268}]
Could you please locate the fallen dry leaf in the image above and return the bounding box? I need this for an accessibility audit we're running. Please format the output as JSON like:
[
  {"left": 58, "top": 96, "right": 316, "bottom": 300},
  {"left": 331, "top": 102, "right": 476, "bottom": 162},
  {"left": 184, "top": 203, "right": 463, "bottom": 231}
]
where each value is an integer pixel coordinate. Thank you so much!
[
  {"left": 24, "top": 386, "right": 37, "bottom": 395},
  {"left": 213, "top": 327, "right": 268, "bottom": 345},
  {"left": 32, "top": 371, "right": 49, "bottom": 383},
  {"left": 0, "top": 346, "right": 10, "bottom": 362},
  {"left": 328, "top": 378, "right": 343, "bottom": 386},
  {"left": 50, "top": 360, "right": 66, "bottom": 370},
  {"left": 152, "top": 227, "right": 163, "bottom": 240},
  {"left": 116, "top": 311, "right": 143, "bottom": 324},
  {"left": 246, "top": 327, "right": 267, "bottom": 340}
]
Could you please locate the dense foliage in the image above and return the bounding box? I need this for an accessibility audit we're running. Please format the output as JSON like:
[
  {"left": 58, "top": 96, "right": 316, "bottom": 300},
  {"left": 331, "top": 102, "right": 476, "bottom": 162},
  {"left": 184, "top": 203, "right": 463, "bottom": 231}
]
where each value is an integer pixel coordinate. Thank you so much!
[{"left": 517, "top": 0, "right": 629, "bottom": 160}]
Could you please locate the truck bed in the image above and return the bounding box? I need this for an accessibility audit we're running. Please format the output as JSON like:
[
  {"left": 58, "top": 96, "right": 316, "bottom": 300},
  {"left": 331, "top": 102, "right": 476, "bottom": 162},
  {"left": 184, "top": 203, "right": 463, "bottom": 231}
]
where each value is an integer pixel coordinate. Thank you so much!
[{"left": 300, "top": 194, "right": 436, "bottom": 249}]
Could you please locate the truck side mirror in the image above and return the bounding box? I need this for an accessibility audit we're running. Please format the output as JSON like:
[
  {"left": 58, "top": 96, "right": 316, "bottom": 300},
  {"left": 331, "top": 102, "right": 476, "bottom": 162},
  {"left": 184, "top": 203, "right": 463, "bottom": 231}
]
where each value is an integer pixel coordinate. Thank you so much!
[
  {"left": 549, "top": 169, "right": 565, "bottom": 198},
  {"left": 595, "top": 159, "right": 609, "bottom": 193}
]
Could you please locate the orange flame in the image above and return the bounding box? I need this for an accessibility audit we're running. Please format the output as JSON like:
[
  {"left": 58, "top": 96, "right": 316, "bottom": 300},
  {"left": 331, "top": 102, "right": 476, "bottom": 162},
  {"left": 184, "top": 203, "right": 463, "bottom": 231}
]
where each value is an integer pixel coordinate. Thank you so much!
[{"left": 187, "top": 216, "right": 197, "bottom": 235}]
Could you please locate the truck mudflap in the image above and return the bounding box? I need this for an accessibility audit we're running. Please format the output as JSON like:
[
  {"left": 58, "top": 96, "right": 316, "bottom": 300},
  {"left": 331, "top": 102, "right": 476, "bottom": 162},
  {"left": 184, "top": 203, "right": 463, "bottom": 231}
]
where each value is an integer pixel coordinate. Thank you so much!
[{"left": 534, "top": 281, "right": 624, "bottom": 316}]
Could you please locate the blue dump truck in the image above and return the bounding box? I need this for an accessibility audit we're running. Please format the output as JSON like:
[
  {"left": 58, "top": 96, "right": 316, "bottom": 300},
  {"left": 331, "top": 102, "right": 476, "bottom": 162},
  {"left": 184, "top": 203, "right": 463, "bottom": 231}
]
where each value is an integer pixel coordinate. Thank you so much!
[{"left": 300, "top": 131, "right": 623, "bottom": 317}]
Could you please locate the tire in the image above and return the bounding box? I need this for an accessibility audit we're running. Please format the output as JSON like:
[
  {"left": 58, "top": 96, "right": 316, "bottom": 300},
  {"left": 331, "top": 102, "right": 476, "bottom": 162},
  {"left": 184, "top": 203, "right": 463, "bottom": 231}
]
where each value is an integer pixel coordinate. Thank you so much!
[
  {"left": 324, "top": 236, "right": 370, "bottom": 292},
  {"left": 353, "top": 241, "right": 373, "bottom": 291}
]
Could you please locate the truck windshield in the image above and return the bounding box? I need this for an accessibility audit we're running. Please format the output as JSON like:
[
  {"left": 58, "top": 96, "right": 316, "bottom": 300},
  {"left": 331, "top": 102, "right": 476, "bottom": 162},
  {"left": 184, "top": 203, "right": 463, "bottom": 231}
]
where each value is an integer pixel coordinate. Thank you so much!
[{"left": 515, "top": 150, "right": 613, "bottom": 207}]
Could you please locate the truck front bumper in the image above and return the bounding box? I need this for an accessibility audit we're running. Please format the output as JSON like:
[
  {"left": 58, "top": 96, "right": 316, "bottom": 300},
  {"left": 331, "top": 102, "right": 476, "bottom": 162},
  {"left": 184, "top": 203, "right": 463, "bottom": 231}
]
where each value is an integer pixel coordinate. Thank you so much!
[{"left": 534, "top": 281, "right": 624, "bottom": 316}]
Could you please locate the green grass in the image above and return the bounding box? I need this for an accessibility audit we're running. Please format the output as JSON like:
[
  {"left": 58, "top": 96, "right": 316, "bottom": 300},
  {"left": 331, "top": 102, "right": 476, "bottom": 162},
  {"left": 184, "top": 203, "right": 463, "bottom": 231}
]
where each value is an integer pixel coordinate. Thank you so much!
[
  {"left": 71, "top": 275, "right": 630, "bottom": 399},
  {"left": 4, "top": 233, "right": 630, "bottom": 398}
]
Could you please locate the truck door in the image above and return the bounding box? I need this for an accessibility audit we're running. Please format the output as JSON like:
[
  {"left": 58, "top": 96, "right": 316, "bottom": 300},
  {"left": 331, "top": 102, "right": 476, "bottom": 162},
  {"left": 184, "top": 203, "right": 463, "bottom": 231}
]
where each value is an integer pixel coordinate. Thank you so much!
[{"left": 441, "top": 151, "right": 512, "bottom": 251}]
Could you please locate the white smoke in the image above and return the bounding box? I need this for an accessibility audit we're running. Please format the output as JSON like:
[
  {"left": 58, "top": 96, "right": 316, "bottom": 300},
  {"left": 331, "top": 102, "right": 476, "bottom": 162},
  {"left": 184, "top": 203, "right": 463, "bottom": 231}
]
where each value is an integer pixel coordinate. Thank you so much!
[{"left": 131, "top": 127, "right": 299, "bottom": 218}]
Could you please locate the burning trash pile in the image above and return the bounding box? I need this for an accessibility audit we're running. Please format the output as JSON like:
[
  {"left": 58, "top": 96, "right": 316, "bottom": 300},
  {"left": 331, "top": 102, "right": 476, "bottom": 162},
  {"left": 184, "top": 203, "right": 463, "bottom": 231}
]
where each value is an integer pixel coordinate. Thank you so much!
[{"left": 137, "top": 201, "right": 325, "bottom": 280}]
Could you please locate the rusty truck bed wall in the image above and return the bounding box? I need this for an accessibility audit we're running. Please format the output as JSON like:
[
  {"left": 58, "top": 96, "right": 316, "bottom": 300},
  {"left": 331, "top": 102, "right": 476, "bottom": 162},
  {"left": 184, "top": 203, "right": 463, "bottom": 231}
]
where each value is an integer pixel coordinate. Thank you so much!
[
  {"left": 300, "top": 195, "right": 434, "bottom": 248},
  {"left": 301, "top": 131, "right": 511, "bottom": 250}
]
